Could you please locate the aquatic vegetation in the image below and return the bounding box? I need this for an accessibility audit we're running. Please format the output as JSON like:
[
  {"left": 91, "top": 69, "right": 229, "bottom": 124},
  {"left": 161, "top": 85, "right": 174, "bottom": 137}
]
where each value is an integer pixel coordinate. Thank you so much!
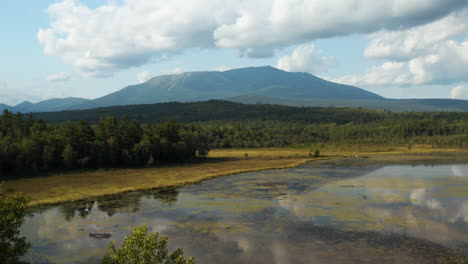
[{"left": 18, "top": 158, "right": 468, "bottom": 264}]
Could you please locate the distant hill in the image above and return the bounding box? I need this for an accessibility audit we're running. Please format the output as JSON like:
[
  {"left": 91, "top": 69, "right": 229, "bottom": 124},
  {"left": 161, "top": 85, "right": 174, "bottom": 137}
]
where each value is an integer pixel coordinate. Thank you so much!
[
  {"left": 13, "top": 101, "right": 34, "bottom": 112},
  {"left": 228, "top": 95, "right": 468, "bottom": 112},
  {"left": 70, "top": 66, "right": 382, "bottom": 110},
  {"left": 0, "top": 103, "right": 12, "bottom": 111},
  {"left": 32, "top": 100, "right": 468, "bottom": 125},
  {"left": 34, "top": 100, "right": 387, "bottom": 124},
  {"left": 68, "top": 66, "right": 468, "bottom": 112},
  {"left": 4, "top": 66, "right": 468, "bottom": 113},
  {"left": 1, "top": 97, "right": 90, "bottom": 113}
]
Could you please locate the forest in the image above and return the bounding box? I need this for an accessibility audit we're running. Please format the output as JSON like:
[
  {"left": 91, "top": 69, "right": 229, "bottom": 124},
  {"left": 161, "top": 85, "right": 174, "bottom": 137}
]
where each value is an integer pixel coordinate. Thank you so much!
[
  {"left": 204, "top": 119, "right": 468, "bottom": 148},
  {"left": 3, "top": 103, "right": 468, "bottom": 178},
  {"left": 0, "top": 110, "right": 211, "bottom": 178},
  {"left": 31, "top": 100, "right": 468, "bottom": 124},
  {"left": 32, "top": 100, "right": 388, "bottom": 124}
]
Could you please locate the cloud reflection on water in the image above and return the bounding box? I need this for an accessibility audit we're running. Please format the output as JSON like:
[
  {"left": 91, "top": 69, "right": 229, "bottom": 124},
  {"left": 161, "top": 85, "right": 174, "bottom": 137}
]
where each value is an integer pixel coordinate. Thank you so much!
[{"left": 20, "top": 161, "right": 468, "bottom": 264}]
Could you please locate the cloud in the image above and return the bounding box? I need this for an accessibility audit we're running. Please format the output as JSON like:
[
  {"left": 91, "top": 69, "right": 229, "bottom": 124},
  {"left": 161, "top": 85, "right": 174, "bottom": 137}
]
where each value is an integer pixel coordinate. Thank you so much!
[
  {"left": 215, "top": 66, "right": 233, "bottom": 72},
  {"left": 408, "top": 40, "right": 468, "bottom": 84},
  {"left": 136, "top": 71, "right": 152, "bottom": 84},
  {"left": 276, "top": 44, "right": 333, "bottom": 74},
  {"left": 451, "top": 85, "right": 468, "bottom": 99},
  {"left": 0, "top": 81, "right": 44, "bottom": 105},
  {"left": 45, "top": 72, "right": 71, "bottom": 82},
  {"left": 239, "top": 47, "right": 275, "bottom": 58},
  {"left": 365, "top": 9, "right": 468, "bottom": 60},
  {"left": 38, "top": 0, "right": 226, "bottom": 77},
  {"left": 214, "top": 0, "right": 467, "bottom": 49},
  {"left": 38, "top": 0, "right": 468, "bottom": 77},
  {"left": 335, "top": 61, "right": 412, "bottom": 87},
  {"left": 337, "top": 39, "right": 468, "bottom": 87},
  {"left": 160, "top": 67, "right": 184, "bottom": 75},
  {"left": 336, "top": 8, "right": 468, "bottom": 87}
]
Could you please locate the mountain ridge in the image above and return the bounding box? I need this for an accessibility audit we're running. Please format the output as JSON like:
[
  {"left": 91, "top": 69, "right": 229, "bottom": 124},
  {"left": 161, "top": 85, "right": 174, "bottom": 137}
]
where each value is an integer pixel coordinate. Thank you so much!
[
  {"left": 70, "top": 66, "right": 382, "bottom": 110},
  {"left": 227, "top": 94, "right": 468, "bottom": 112},
  {"left": 1, "top": 97, "right": 90, "bottom": 113},
  {"left": 3, "top": 66, "right": 468, "bottom": 113},
  {"left": 32, "top": 100, "right": 468, "bottom": 125}
]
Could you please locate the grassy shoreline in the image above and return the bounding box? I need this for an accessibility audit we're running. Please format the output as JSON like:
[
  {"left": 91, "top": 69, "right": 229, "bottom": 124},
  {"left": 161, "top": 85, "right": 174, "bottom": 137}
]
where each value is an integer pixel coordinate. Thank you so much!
[{"left": 3, "top": 145, "right": 468, "bottom": 207}]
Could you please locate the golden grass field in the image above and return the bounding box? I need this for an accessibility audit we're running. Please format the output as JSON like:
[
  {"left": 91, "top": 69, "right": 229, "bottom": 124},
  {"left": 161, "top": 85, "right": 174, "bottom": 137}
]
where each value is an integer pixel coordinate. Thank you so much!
[{"left": 3, "top": 144, "right": 468, "bottom": 206}]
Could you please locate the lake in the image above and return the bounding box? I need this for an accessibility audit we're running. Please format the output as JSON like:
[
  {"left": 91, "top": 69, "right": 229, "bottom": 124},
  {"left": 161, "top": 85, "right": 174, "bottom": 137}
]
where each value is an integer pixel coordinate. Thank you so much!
[{"left": 20, "top": 158, "right": 468, "bottom": 264}]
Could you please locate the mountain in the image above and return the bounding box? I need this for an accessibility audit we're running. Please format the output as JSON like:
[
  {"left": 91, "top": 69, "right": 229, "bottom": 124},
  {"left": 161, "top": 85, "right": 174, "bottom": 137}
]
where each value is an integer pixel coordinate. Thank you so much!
[
  {"left": 13, "top": 101, "right": 34, "bottom": 112},
  {"left": 23, "top": 97, "right": 91, "bottom": 112},
  {"left": 0, "top": 104, "right": 12, "bottom": 111},
  {"left": 4, "top": 66, "right": 468, "bottom": 113},
  {"left": 71, "top": 66, "right": 382, "bottom": 110},
  {"left": 0, "top": 97, "right": 90, "bottom": 113}
]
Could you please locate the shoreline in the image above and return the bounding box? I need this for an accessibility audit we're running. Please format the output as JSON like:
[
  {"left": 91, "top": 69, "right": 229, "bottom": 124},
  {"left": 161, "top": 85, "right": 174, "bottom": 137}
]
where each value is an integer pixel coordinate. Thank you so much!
[
  {"left": 4, "top": 146, "right": 468, "bottom": 207},
  {"left": 27, "top": 157, "right": 315, "bottom": 208}
]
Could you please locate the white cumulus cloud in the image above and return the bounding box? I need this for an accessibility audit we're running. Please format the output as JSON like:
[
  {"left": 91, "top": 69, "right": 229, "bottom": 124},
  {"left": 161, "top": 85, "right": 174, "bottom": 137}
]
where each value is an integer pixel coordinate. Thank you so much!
[
  {"left": 451, "top": 85, "right": 468, "bottom": 99},
  {"left": 45, "top": 72, "right": 71, "bottom": 82},
  {"left": 136, "top": 71, "right": 152, "bottom": 84},
  {"left": 337, "top": 8, "right": 468, "bottom": 88},
  {"left": 214, "top": 0, "right": 466, "bottom": 49},
  {"left": 338, "top": 39, "right": 468, "bottom": 87},
  {"left": 365, "top": 9, "right": 468, "bottom": 60},
  {"left": 215, "top": 66, "right": 233, "bottom": 72},
  {"left": 38, "top": 0, "right": 468, "bottom": 77},
  {"left": 408, "top": 40, "right": 468, "bottom": 84},
  {"left": 335, "top": 61, "right": 412, "bottom": 87},
  {"left": 276, "top": 44, "right": 333, "bottom": 74}
]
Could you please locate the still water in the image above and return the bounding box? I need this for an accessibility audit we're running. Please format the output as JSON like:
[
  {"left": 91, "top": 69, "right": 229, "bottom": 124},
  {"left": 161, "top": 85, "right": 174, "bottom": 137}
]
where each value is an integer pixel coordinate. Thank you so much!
[{"left": 21, "top": 159, "right": 468, "bottom": 264}]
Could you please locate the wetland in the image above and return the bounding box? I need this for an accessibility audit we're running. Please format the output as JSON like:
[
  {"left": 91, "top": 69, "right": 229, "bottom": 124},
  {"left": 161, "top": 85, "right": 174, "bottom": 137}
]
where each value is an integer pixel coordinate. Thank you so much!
[{"left": 19, "top": 155, "right": 468, "bottom": 264}]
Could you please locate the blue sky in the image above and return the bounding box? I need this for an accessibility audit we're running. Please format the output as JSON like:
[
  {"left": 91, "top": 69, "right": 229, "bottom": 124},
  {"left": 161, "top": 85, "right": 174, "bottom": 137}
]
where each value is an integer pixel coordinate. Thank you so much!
[{"left": 1, "top": 0, "right": 468, "bottom": 105}]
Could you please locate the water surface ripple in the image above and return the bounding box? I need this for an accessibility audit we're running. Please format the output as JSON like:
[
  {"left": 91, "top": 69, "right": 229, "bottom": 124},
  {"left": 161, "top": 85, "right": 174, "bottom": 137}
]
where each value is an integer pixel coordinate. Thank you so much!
[{"left": 21, "top": 159, "right": 468, "bottom": 264}]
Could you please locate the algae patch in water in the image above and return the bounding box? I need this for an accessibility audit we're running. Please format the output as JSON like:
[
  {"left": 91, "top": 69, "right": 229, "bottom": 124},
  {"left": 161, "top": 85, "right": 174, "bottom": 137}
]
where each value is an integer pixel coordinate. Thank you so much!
[{"left": 19, "top": 159, "right": 468, "bottom": 264}]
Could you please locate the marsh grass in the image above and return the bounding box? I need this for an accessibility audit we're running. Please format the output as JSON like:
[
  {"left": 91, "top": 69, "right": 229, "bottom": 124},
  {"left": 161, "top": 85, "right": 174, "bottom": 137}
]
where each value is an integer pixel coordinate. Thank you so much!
[{"left": 4, "top": 145, "right": 468, "bottom": 207}]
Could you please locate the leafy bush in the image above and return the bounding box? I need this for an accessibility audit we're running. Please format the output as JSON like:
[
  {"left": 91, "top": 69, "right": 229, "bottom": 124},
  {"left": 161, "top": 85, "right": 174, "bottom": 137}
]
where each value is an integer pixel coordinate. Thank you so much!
[
  {"left": 102, "top": 226, "right": 195, "bottom": 264},
  {"left": 0, "top": 189, "right": 30, "bottom": 264},
  {"left": 313, "top": 149, "right": 320, "bottom": 157}
]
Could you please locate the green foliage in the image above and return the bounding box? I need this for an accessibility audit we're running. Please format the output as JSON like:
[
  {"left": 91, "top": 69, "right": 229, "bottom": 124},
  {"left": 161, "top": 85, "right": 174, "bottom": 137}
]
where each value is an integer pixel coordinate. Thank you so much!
[
  {"left": 313, "top": 149, "right": 320, "bottom": 157},
  {"left": 7, "top": 103, "right": 468, "bottom": 177},
  {"left": 308, "top": 148, "right": 320, "bottom": 157},
  {"left": 0, "top": 111, "right": 212, "bottom": 178},
  {"left": 0, "top": 189, "right": 30, "bottom": 264},
  {"left": 61, "top": 144, "right": 76, "bottom": 169},
  {"left": 32, "top": 100, "right": 468, "bottom": 125},
  {"left": 102, "top": 226, "right": 195, "bottom": 264},
  {"left": 202, "top": 119, "right": 468, "bottom": 149}
]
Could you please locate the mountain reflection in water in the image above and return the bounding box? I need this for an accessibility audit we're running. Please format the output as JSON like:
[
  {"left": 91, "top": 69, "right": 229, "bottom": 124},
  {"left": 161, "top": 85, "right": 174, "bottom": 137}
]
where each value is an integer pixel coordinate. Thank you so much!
[{"left": 20, "top": 160, "right": 468, "bottom": 264}]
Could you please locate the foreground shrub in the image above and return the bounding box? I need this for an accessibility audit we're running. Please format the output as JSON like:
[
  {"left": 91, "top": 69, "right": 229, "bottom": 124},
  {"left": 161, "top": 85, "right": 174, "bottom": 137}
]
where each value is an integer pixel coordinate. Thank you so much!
[
  {"left": 0, "top": 189, "right": 30, "bottom": 264},
  {"left": 102, "top": 226, "right": 195, "bottom": 264}
]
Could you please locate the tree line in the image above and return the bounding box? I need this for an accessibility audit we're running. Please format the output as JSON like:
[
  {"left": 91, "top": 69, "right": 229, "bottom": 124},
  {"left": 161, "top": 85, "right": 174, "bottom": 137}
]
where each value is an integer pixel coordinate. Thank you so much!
[
  {"left": 4, "top": 108, "right": 468, "bottom": 178},
  {"left": 31, "top": 100, "right": 389, "bottom": 124},
  {"left": 31, "top": 100, "right": 468, "bottom": 125},
  {"left": 202, "top": 119, "right": 468, "bottom": 148},
  {"left": 0, "top": 110, "right": 211, "bottom": 178}
]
